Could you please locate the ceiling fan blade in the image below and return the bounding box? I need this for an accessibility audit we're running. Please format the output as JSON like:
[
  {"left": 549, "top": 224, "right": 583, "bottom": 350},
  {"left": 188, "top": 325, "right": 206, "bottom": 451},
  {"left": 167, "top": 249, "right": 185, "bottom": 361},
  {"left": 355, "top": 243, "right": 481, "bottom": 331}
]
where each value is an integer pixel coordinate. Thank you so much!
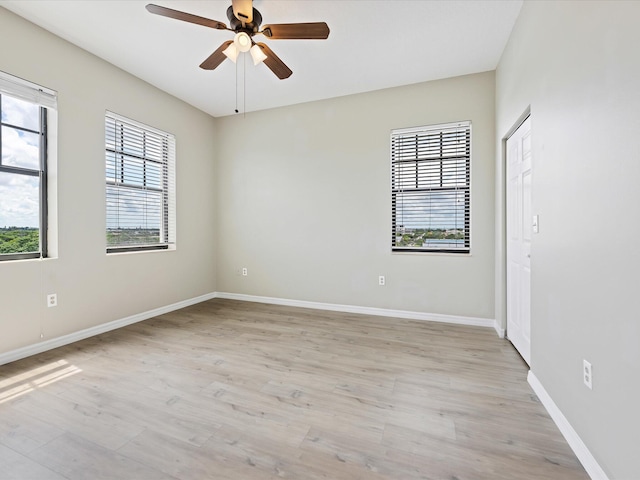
[
  {"left": 261, "top": 22, "right": 330, "bottom": 40},
  {"left": 199, "top": 40, "right": 234, "bottom": 70},
  {"left": 256, "top": 43, "right": 292, "bottom": 80},
  {"left": 232, "top": 0, "right": 253, "bottom": 24},
  {"left": 146, "top": 4, "right": 228, "bottom": 30}
]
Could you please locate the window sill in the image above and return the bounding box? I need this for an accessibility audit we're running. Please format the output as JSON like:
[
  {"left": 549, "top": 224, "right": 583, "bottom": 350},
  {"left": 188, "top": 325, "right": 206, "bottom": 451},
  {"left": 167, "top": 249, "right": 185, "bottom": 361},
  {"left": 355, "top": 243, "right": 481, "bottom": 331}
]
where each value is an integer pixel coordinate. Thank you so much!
[
  {"left": 106, "top": 245, "right": 175, "bottom": 256},
  {"left": 391, "top": 250, "right": 472, "bottom": 257}
]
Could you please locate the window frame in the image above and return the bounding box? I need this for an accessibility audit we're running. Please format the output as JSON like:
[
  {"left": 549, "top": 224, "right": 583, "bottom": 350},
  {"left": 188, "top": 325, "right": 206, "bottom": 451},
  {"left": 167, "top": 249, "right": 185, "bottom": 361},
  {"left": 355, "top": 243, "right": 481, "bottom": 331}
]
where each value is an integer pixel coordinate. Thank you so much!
[
  {"left": 105, "top": 111, "right": 176, "bottom": 254},
  {"left": 0, "top": 82, "right": 51, "bottom": 262},
  {"left": 390, "top": 121, "right": 471, "bottom": 254}
]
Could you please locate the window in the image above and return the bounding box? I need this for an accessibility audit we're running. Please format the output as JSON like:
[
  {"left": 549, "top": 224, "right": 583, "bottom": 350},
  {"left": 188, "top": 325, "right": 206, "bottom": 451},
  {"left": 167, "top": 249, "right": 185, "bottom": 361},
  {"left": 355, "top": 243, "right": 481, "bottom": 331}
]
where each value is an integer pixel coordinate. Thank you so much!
[
  {"left": 105, "top": 112, "right": 175, "bottom": 253},
  {"left": 0, "top": 72, "right": 56, "bottom": 261},
  {"left": 391, "top": 121, "right": 470, "bottom": 253}
]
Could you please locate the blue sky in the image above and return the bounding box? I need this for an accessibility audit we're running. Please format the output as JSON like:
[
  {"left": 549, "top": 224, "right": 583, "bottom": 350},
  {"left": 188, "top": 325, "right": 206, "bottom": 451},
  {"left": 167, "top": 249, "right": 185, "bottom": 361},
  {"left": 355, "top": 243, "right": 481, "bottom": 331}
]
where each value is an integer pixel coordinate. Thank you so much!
[{"left": 0, "top": 95, "right": 41, "bottom": 228}]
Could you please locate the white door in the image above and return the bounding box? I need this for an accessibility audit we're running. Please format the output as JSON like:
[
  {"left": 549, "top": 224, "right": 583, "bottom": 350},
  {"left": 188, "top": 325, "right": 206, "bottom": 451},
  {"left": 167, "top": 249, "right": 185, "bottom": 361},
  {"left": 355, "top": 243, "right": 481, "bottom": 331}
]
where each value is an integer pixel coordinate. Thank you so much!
[{"left": 506, "top": 116, "right": 532, "bottom": 365}]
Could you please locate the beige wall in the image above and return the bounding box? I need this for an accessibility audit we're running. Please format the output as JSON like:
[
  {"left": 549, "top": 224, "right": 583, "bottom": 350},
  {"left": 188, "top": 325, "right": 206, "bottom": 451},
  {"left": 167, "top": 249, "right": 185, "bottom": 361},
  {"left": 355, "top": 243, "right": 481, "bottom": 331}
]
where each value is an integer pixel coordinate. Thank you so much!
[
  {"left": 496, "top": 1, "right": 640, "bottom": 477},
  {"left": 0, "top": 8, "right": 217, "bottom": 354},
  {"left": 215, "top": 72, "right": 496, "bottom": 319}
]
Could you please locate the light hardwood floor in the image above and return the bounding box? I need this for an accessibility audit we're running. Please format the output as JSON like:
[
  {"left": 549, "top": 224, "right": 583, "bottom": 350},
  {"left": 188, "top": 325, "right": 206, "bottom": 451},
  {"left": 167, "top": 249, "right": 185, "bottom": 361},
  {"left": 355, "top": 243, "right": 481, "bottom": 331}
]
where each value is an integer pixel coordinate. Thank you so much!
[{"left": 0, "top": 299, "right": 588, "bottom": 479}]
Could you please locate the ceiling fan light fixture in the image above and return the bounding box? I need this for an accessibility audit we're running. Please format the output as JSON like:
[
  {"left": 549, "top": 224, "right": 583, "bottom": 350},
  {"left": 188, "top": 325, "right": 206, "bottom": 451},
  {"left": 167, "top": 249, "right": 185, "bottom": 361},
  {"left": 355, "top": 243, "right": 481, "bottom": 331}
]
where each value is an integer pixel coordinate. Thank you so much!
[
  {"left": 234, "top": 31, "right": 252, "bottom": 53},
  {"left": 250, "top": 44, "right": 267, "bottom": 65},
  {"left": 222, "top": 42, "right": 239, "bottom": 62}
]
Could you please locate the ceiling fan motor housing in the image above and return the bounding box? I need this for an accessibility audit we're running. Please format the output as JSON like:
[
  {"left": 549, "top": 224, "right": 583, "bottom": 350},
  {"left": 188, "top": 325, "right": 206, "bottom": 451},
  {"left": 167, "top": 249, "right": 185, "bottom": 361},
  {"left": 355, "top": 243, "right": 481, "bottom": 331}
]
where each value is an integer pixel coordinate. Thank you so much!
[{"left": 226, "top": 6, "right": 262, "bottom": 33}]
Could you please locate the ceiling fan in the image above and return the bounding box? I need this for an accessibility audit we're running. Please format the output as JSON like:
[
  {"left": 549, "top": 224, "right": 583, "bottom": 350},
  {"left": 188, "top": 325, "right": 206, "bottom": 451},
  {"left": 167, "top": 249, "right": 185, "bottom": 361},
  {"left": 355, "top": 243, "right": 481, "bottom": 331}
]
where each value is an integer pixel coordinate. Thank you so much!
[{"left": 146, "top": 0, "right": 330, "bottom": 79}]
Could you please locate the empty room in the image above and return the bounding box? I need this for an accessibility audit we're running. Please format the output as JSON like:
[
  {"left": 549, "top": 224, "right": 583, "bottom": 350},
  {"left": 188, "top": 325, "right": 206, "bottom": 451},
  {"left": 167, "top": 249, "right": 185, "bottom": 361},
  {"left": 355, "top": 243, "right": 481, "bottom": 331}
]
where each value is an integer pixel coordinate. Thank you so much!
[{"left": 0, "top": 1, "right": 637, "bottom": 479}]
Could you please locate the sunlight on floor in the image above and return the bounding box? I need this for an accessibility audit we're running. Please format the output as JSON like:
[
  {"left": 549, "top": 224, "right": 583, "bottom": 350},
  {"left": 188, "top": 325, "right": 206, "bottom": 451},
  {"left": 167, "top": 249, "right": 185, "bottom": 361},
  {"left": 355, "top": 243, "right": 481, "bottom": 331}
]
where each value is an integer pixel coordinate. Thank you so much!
[{"left": 0, "top": 359, "right": 82, "bottom": 404}]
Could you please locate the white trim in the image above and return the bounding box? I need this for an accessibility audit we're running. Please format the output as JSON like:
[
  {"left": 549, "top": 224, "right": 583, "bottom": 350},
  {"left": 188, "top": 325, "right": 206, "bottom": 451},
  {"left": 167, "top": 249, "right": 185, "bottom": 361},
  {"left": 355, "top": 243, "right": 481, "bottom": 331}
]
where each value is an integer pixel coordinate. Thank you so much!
[
  {"left": 0, "top": 292, "right": 217, "bottom": 367},
  {"left": 215, "top": 292, "right": 496, "bottom": 330},
  {"left": 527, "top": 371, "right": 610, "bottom": 480},
  {"left": 493, "top": 320, "right": 505, "bottom": 338}
]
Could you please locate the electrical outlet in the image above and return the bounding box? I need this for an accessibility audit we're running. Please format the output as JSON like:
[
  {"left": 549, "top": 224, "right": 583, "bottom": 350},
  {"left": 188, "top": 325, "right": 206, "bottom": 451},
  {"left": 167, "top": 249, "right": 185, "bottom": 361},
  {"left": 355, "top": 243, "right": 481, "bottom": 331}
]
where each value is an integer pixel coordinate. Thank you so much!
[
  {"left": 47, "top": 294, "right": 57, "bottom": 308},
  {"left": 242, "top": 267, "right": 248, "bottom": 276},
  {"left": 583, "top": 359, "right": 592, "bottom": 389},
  {"left": 378, "top": 275, "right": 385, "bottom": 286}
]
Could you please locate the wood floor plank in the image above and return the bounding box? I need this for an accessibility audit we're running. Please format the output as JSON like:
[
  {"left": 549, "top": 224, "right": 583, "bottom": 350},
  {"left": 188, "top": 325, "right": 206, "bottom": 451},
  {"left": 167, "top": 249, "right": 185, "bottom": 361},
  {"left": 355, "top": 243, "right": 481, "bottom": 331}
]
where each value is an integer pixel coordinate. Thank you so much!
[
  {"left": 301, "top": 427, "right": 434, "bottom": 480},
  {"left": 56, "top": 382, "right": 217, "bottom": 447},
  {"left": 7, "top": 388, "right": 145, "bottom": 451},
  {"left": 117, "top": 428, "right": 263, "bottom": 480},
  {"left": 0, "top": 299, "right": 589, "bottom": 479},
  {"left": 27, "top": 433, "right": 176, "bottom": 480},
  {"left": 0, "top": 408, "right": 65, "bottom": 455},
  {"left": 0, "top": 443, "right": 67, "bottom": 480}
]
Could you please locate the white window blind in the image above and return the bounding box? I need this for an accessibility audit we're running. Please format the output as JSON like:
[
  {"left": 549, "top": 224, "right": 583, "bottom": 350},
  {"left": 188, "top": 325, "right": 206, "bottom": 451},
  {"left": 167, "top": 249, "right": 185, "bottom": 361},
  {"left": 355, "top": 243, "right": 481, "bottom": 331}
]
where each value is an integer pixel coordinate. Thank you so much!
[
  {"left": 0, "top": 70, "right": 57, "bottom": 110},
  {"left": 391, "top": 121, "right": 470, "bottom": 253},
  {"left": 105, "top": 112, "right": 175, "bottom": 252}
]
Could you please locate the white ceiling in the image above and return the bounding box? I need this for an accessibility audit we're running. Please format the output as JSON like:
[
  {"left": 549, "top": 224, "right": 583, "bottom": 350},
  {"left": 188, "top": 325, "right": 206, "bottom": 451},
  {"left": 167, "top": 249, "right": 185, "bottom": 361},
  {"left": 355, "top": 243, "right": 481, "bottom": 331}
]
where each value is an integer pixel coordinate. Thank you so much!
[{"left": 0, "top": 0, "right": 522, "bottom": 118}]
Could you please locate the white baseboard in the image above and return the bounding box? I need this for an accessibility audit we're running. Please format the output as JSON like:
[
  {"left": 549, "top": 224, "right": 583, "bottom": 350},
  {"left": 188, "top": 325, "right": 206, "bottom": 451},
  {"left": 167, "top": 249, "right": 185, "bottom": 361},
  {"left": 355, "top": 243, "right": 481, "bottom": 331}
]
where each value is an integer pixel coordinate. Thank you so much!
[
  {"left": 0, "top": 292, "right": 217, "bottom": 367},
  {"left": 527, "top": 371, "right": 609, "bottom": 480},
  {"left": 493, "top": 320, "right": 505, "bottom": 338},
  {"left": 0, "top": 290, "right": 499, "bottom": 367},
  {"left": 215, "top": 292, "right": 497, "bottom": 332}
]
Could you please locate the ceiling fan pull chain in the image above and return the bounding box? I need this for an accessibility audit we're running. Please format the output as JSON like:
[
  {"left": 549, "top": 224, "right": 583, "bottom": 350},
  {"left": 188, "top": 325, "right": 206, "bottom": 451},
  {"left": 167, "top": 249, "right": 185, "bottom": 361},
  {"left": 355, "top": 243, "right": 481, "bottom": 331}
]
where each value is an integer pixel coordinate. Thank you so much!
[{"left": 234, "top": 55, "right": 239, "bottom": 114}]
